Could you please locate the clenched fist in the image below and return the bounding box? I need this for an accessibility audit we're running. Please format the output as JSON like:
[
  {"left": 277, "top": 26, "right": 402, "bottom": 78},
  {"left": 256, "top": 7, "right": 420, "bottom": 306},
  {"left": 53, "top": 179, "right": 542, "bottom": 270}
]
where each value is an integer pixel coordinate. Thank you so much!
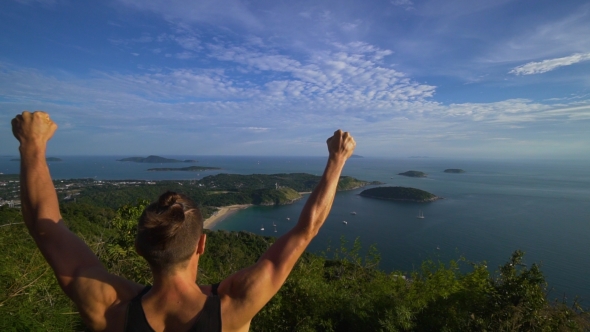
[
  {"left": 326, "top": 129, "right": 356, "bottom": 162},
  {"left": 11, "top": 111, "right": 58, "bottom": 147}
]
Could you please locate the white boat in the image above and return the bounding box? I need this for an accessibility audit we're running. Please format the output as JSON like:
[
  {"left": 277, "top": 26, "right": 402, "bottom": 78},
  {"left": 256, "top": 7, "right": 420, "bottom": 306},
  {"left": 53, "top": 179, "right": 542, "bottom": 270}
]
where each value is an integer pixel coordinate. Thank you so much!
[
  {"left": 417, "top": 211, "right": 425, "bottom": 219},
  {"left": 261, "top": 225, "right": 265, "bottom": 231},
  {"left": 274, "top": 225, "right": 277, "bottom": 233},
  {"left": 342, "top": 220, "right": 347, "bottom": 225},
  {"left": 286, "top": 217, "right": 290, "bottom": 221},
  {"left": 350, "top": 211, "right": 357, "bottom": 215}
]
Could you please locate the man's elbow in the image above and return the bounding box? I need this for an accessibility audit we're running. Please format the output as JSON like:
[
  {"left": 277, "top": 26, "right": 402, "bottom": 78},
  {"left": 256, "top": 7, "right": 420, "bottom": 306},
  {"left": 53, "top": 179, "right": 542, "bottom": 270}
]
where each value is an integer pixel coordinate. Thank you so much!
[{"left": 293, "top": 224, "right": 319, "bottom": 242}]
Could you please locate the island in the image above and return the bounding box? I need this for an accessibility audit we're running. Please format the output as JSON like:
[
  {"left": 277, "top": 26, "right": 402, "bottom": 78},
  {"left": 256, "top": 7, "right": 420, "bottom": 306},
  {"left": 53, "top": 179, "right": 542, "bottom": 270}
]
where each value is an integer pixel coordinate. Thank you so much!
[
  {"left": 444, "top": 169, "right": 466, "bottom": 173},
  {"left": 398, "top": 170, "right": 427, "bottom": 178},
  {"left": 147, "top": 166, "right": 221, "bottom": 172},
  {"left": 350, "top": 154, "right": 363, "bottom": 158},
  {"left": 117, "top": 155, "right": 196, "bottom": 163},
  {"left": 360, "top": 186, "right": 440, "bottom": 202},
  {"left": 11, "top": 157, "right": 62, "bottom": 162}
]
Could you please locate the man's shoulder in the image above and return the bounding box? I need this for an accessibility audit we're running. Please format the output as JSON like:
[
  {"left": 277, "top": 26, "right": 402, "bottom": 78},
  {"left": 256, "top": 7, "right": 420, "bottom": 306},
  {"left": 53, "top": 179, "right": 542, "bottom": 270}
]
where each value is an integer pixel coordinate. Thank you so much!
[{"left": 71, "top": 271, "right": 144, "bottom": 331}]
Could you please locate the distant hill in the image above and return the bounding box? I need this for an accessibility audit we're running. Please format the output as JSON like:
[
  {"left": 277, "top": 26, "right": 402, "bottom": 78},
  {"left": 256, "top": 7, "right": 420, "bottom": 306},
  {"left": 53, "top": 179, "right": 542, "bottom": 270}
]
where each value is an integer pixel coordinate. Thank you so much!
[
  {"left": 147, "top": 166, "right": 221, "bottom": 172},
  {"left": 360, "top": 186, "right": 439, "bottom": 202},
  {"left": 350, "top": 154, "right": 363, "bottom": 158},
  {"left": 398, "top": 170, "right": 427, "bottom": 178},
  {"left": 444, "top": 169, "right": 466, "bottom": 173},
  {"left": 117, "top": 155, "right": 196, "bottom": 163}
]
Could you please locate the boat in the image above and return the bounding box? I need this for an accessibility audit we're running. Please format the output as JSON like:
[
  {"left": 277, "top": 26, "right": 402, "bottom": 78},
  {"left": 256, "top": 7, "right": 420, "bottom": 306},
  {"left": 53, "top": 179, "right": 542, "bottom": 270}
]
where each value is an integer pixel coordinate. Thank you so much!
[
  {"left": 417, "top": 211, "right": 425, "bottom": 219},
  {"left": 274, "top": 225, "right": 277, "bottom": 233},
  {"left": 342, "top": 220, "right": 347, "bottom": 225},
  {"left": 261, "top": 225, "right": 265, "bottom": 231},
  {"left": 350, "top": 211, "right": 357, "bottom": 215},
  {"left": 286, "top": 217, "right": 290, "bottom": 221}
]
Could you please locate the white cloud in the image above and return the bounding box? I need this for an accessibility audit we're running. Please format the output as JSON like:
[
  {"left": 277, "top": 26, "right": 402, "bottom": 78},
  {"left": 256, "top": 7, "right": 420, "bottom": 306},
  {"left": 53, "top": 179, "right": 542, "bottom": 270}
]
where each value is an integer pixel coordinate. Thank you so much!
[
  {"left": 116, "top": 0, "right": 262, "bottom": 29},
  {"left": 244, "top": 127, "right": 269, "bottom": 133},
  {"left": 391, "top": 0, "right": 414, "bottom": 10},
  {"left": 509, "top": 53, "right": 590, "bottom": 75},
  {"left": 175, "top": 51, "right": 195, "bottom": 59}
]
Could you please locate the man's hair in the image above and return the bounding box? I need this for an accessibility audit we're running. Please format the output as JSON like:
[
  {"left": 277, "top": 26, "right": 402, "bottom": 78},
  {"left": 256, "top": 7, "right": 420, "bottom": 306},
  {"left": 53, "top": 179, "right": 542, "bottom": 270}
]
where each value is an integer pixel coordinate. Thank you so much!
[{"left": 136, "top": 191, "right": 203, "bottom": 272}]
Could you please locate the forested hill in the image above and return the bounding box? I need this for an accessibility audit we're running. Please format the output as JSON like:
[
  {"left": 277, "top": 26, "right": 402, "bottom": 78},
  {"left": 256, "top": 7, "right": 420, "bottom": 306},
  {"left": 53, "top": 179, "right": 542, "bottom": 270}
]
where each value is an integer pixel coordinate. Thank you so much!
[
  {"left": 200, "top": 173, "right": 375, "bottom": 192},
  {"left": 0, "top": 173, "right": 376, "bottom": 219},
  {"left": 1, "top": 202, "right": 588, "bottom": 331}
]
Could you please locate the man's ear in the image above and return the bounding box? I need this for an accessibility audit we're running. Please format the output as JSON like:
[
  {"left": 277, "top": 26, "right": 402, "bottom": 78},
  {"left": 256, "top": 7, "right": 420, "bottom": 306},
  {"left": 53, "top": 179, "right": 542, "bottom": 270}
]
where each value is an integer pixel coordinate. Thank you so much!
[{"left": 196, "top": 233, "right": 207, "bottom": 255}]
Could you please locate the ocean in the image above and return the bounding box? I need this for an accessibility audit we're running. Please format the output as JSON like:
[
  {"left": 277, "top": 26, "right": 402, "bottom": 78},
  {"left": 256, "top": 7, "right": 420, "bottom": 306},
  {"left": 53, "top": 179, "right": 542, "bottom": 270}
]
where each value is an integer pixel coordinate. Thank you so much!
[{"left": 1, "top": 155, "right": 589, "bottom": 304}]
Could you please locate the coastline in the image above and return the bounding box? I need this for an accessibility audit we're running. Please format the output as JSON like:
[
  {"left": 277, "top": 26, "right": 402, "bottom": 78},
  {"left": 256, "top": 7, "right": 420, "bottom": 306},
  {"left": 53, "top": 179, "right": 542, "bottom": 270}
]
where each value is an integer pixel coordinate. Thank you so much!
[{"left": 203, "top": 204, "right": 253, "bottom": 229}]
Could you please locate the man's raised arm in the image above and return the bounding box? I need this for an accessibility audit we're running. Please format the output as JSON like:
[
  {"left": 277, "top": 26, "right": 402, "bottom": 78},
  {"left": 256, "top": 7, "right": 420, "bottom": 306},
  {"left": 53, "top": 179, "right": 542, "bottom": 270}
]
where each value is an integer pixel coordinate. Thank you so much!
[
  {"left": 11, "top": 111, "right": 111, "bottom": 295},
  {"left": 219, "top": 129, "right": 356, "bottom": 330}
]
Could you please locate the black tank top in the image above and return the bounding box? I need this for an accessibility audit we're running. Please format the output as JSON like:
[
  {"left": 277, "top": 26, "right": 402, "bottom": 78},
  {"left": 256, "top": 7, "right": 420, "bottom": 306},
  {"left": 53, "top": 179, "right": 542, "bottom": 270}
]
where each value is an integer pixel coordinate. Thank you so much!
[{"left": 124, "top": 283, "right": 221, "bottom": 332}]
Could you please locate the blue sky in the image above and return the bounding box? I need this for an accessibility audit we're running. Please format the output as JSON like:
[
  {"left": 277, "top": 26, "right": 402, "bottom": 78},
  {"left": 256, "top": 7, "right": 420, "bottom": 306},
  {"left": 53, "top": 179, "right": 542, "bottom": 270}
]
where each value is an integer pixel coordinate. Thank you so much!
[{"left": 1, "top": 0, "right": 589, "bottom": 158}]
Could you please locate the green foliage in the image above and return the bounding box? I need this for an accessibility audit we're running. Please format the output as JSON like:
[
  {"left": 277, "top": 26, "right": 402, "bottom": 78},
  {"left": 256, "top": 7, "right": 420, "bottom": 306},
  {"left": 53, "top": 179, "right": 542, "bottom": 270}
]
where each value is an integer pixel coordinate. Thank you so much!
[
  {"left": 1, "top": 202, "right": 588, "bottom": 331},
  {"left": 0, "top": 208, "right": 85, "bottom": 331}
]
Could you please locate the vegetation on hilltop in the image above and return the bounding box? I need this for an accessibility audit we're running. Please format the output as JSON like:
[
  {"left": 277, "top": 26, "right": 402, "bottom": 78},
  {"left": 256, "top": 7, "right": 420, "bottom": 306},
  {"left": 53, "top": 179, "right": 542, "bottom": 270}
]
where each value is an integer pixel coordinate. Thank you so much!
[
  {"left": 50, "top": 173, "right": 373, "bottom": 219},
  {"left": 201, "top": 173, "right": 372, "bottom": 192},
  {"left": 360, "top": 186, "right": 439, "bottom": 202},
  {"left": 1, "top": 202, "right": 588, "bottom": 331}
]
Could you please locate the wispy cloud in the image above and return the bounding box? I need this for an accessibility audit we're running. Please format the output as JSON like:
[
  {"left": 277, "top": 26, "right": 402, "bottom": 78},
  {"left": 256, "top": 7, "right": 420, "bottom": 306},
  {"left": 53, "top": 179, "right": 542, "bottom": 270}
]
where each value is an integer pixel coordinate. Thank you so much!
[
  {"left": 509, "top": 53, "right": 590, "bottom": 75},
  {"left": 116, "top": 0, "right": 262, "bottom": 29}
]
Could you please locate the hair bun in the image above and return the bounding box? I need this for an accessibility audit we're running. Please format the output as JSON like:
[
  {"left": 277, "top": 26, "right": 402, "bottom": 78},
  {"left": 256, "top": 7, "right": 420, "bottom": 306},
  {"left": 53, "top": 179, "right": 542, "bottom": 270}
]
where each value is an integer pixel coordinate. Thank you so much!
[{"left": 159, "top": 191, "right": 182, "bottom": 208}]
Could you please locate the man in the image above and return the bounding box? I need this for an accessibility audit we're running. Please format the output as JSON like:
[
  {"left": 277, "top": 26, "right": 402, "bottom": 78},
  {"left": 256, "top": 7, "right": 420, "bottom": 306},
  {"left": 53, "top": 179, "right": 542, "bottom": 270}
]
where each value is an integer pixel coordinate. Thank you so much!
[{"left": 11, "top": 110, "right": 356, "bottom": 331}]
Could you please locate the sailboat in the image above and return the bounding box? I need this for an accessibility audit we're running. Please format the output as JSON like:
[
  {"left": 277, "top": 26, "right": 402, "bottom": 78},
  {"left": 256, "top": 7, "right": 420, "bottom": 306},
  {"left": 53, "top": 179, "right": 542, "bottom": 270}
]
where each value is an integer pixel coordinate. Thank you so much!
[
  {"left": 261, "top": 224, "right": 265, "bottom": 231},
  {"left": 417, "top": 210, "right": 425, "bottom": 219}
]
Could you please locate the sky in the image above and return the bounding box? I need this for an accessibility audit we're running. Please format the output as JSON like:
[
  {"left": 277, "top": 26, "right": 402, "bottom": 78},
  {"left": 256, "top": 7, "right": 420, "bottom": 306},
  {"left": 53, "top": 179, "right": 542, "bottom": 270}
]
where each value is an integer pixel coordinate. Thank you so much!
[{"left": 1, "top": 0, "right": 589, "bottom": 158}]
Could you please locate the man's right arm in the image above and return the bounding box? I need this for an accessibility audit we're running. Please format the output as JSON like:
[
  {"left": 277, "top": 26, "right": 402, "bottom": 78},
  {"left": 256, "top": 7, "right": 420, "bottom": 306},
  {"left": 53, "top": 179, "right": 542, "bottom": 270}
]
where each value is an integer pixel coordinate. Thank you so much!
[{"left": 218, "top": 130, "right": 355, "bottom": 330}]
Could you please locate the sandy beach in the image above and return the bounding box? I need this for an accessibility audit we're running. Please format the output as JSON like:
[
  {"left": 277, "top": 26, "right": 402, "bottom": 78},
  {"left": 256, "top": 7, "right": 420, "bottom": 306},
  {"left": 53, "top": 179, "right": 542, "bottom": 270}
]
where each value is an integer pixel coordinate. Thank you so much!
[{"left": 203, "top": 204, "right": 253, "bottom": 229}]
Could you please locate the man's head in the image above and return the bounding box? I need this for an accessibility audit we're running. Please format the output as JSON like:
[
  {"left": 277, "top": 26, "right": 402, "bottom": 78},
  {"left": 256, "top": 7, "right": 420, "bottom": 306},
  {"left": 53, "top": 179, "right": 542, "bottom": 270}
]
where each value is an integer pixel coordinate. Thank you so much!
[{"left": 136, "top": 191, "right": 203, "bottom": 273}]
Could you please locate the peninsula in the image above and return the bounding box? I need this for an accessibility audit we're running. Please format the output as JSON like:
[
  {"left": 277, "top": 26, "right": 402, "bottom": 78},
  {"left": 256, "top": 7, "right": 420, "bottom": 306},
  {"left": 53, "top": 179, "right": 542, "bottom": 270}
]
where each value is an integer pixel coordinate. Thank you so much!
[
  {"left": 360, "top": 186, "right": 440, "bottom": 202},
  {"left": 444, "top": 169, "right": 466, "bottom": 173},
  {"left": 117, "top": 155, "right": 196, "bottom": 163},
  {"left": 147, "top": 166, "right": 221, "bottom": 172},
  {"left": 398, "top": 170, "right": 427, "bottom": 178}
]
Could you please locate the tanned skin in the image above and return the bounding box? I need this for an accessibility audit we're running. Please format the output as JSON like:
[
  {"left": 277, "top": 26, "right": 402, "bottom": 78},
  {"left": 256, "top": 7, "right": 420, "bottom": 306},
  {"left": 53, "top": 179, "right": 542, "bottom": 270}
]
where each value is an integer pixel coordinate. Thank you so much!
[{"left": 12, "top": 110, "right": 356, "bottom": 332}]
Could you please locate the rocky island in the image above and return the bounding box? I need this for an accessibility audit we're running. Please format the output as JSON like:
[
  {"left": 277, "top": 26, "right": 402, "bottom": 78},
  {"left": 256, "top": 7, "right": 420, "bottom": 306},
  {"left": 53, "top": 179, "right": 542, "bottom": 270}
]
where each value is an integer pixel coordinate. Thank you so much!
[
  {"left": 444, "top": 169, "right": 466, "bottom": 173},
  {"left": 360, "top": 186, "right": 440, "bottom": 202},
  {"left": 398, "top": 170, "right": 427, "bottom": 178},
  {"left": 147, "top": 166, "right": 221, "bottom": 172},
  {"left": 117, "top": 155, "right": 196, "bottom": 163}
]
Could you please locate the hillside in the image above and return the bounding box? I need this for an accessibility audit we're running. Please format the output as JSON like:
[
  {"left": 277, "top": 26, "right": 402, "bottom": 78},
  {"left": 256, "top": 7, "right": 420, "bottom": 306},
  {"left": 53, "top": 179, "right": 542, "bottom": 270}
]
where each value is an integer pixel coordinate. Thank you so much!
[{"left": 1, "top": 202, "right": 587, "bottom": 331}]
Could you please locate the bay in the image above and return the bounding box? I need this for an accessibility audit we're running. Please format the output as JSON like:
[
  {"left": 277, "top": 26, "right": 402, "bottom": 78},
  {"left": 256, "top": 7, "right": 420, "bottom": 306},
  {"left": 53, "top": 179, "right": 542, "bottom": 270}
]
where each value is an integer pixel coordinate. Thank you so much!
[{"left": 1, "top": 155, "right": 589, "bottom": 304}]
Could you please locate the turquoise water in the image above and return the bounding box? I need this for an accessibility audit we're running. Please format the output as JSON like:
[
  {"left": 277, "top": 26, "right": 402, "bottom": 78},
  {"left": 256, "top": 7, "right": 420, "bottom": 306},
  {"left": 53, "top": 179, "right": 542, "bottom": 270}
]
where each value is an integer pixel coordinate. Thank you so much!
[{"left": 2, "top": 155, "right": 589, "bottom": 303}]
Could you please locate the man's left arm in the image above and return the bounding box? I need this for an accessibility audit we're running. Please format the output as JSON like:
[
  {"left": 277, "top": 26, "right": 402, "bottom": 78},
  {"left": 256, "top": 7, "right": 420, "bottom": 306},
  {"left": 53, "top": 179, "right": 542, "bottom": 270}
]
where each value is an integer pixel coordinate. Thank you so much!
[{"left": 12, "top": 111, "right": 129, "bottom": 325}]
